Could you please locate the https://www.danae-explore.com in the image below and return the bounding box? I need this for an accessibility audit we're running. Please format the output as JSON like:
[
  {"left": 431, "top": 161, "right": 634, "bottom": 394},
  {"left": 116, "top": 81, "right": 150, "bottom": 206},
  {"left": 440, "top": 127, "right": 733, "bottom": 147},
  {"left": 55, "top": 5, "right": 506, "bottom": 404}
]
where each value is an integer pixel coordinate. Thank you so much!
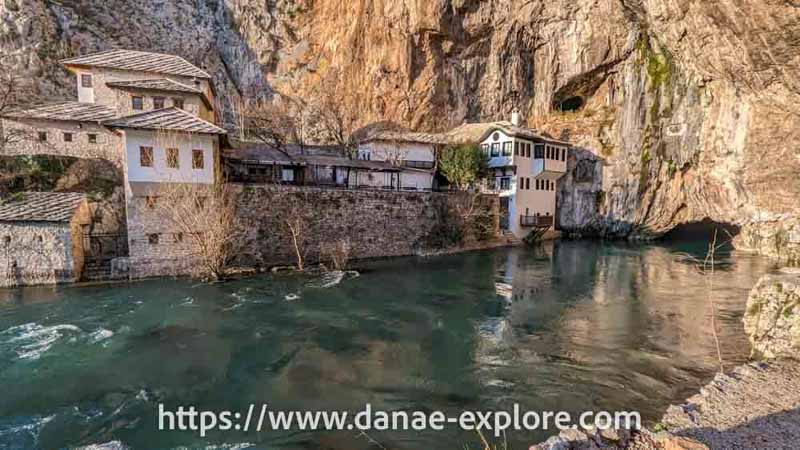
[{"left": 158, "top": 403, "right": 641, "bottom": 438}]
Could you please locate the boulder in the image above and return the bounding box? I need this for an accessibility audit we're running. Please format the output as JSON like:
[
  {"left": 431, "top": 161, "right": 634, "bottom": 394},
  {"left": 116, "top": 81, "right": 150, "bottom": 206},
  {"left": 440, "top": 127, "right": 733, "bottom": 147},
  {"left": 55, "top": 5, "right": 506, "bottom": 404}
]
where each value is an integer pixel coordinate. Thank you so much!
[{"left": 743, "top": 271, "right": 800, "bottom": 359}]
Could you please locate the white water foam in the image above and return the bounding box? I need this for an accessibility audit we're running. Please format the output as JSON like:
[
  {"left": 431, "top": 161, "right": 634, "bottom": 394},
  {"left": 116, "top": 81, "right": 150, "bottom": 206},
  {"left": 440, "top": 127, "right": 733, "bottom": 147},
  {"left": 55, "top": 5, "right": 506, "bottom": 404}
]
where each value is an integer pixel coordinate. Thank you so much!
[
  {"left": 89, "top": 328, "right": 114, "bottom": 344},
  {"left": 1, "top": 323, "right": 82, "bottom": 360},
  {"left": 75, "top": 441, "right": 128, "bottom": 450}
]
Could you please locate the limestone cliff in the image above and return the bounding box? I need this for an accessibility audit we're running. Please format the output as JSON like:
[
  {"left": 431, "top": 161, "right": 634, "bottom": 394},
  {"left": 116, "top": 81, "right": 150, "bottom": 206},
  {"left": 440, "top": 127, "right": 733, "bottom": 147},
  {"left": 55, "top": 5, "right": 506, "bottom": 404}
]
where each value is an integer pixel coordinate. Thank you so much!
[{"left": 1, "top": 0, "right": 799, "bottom": 259}]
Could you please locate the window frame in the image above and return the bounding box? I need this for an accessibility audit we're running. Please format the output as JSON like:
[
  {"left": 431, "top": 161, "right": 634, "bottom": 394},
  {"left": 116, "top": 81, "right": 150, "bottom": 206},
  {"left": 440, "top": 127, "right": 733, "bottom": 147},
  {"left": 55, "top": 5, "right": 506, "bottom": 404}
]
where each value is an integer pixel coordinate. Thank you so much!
[
  {"left": 153, "top": 97, "right": 166, "bottom": 110},
  {"left": 80, "top": 74, "right": 93, "bottom": 88},
  {"left": 500, "top": 177, "right": 511, "bottom": 191},
  {"left": 148, "top": 234, "right": 160, "bottom": 245},
  {"left": 139, "top": 146, "right": 154, "bottom": 168},
  {"left": 132, "top": 96, "right": 144, "bottom": 111},
  {"left": 502, "top": 142, "right": 513, "bottom": 157},
  {"left": 87, "top": 133, "right": 98, "bottom": 144},
  {"left": 166, "top": 148, "right": 180, "bottom": 169},
  {"left": 192, "top": 149, "right": 205, "bottom": 170},
  {"left": 37, "top": 131, "right": 47, "bottom": 142},
  {"left": 490, "top": 143, "right": 500, "bottom": 158},
  {"left": 172, "top": 98, "right": 185, "bottom": 109},
  {"left": 63, "top": 132, "right": 73, "bottom": 143}
]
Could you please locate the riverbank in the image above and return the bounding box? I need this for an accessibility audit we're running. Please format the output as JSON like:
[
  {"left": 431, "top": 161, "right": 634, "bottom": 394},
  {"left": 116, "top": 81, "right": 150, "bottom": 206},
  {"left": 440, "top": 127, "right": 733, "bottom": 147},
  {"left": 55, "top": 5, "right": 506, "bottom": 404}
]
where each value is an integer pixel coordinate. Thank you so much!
[
  {"left": 660, "top": 359, "right": 800, "bottom": 449},
  {"left": 531, "top": 269, "right": 800, "bottom": 450}
]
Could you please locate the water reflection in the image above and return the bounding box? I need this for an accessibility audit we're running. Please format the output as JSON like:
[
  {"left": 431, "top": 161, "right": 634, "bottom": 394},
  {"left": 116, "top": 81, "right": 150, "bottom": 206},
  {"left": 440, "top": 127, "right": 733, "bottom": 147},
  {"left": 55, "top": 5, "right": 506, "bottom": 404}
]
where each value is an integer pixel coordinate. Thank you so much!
[{"left": 0, "top": 241, "right": 776, "bottom": 449}]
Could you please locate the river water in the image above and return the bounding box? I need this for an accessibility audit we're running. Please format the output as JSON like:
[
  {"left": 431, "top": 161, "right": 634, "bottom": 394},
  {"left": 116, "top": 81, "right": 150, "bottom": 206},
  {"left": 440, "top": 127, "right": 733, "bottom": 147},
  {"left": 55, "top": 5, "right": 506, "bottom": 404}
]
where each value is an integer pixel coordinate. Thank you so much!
[{"left": 0, "top": 240, "right": 777, "bottom": 449}]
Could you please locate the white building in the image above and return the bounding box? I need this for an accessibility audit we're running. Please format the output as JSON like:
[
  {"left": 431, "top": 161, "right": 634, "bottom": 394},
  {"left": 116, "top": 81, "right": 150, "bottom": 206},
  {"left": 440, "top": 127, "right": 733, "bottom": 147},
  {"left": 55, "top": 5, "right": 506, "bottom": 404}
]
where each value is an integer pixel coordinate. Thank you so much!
[
  {"left": 449, "top": 112, "right": 569, "bottom": 240},
  {"left": 357, "top": 129, "right": 447, "bottom": 191},
  {"left": 1, "top": 49, "right": 227, "bottom": 279}
]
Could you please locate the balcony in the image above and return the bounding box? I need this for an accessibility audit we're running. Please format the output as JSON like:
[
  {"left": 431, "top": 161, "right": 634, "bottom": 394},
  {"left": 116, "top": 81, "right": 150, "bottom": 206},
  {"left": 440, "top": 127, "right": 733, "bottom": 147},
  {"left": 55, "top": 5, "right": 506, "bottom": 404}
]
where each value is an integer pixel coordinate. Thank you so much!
[{"left": 520, "top": 215, "right": 554, "bottom": 228}]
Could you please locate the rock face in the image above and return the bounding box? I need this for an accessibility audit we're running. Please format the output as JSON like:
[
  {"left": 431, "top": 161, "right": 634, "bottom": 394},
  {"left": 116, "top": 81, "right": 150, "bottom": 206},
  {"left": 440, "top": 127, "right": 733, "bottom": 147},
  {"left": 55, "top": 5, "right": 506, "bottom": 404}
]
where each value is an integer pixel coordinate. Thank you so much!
[
  {"left": 1, "top": 0, "right": 799, "bottom": 256},
  {"left": 744, "top": 270, "right": 800, "bottom": 359}
]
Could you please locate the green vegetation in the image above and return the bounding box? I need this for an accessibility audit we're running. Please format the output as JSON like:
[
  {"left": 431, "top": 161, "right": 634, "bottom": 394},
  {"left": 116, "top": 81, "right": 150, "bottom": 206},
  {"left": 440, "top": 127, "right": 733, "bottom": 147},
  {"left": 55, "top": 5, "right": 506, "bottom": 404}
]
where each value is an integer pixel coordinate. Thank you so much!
[{"left": 438, "top": 144, "right": 488, "bottom": 190}]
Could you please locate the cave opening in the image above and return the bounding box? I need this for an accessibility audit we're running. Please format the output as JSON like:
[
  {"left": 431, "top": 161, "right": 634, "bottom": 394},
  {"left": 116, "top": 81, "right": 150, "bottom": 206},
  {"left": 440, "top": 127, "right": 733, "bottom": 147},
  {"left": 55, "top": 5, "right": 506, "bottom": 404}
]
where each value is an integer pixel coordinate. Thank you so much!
[
  {"left": 663, "top": 219, "right": 741, "bottom": 247},
  {"left": 557, "top": 96, "right": 585, "bottom": 112}
]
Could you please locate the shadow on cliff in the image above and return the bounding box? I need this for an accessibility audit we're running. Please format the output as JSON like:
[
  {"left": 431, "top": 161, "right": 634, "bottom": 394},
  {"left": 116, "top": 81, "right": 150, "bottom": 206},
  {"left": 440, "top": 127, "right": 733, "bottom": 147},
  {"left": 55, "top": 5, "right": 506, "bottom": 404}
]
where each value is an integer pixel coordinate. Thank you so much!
[{"left": 672, "top": 406, "right": 800, "bottom": 449}]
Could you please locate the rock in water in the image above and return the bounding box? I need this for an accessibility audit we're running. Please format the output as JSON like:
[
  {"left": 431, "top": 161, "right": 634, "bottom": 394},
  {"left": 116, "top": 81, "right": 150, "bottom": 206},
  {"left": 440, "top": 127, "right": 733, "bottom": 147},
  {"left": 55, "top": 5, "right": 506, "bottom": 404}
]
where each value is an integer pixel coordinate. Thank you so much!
[{"left": 744, "top": 272, "right": 800, "bottom": 359}]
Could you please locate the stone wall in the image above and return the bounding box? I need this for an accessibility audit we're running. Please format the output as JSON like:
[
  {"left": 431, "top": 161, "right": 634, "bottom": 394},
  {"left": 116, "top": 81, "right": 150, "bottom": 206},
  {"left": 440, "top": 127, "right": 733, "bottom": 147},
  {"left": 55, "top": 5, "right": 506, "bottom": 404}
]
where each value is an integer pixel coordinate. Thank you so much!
[
  {"left": 117, "top": 183, "right": 207, "bottom": 279},
  {"left": 234, "top": 185, "right": 500, "bottom": 269},
  {"left": 0, "top": 202, "right": 90, "bottom": 287},
  {"left": 0, "top": 118, "right": 123, "bottom": 166}
]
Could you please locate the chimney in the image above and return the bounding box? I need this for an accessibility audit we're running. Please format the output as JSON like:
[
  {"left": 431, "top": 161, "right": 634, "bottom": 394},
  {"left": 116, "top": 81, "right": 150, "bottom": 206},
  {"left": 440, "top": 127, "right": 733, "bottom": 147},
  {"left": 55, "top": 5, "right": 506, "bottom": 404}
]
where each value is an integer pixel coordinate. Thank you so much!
[{"left": 511, "top": 110, "right": 521, "bottom": 126}]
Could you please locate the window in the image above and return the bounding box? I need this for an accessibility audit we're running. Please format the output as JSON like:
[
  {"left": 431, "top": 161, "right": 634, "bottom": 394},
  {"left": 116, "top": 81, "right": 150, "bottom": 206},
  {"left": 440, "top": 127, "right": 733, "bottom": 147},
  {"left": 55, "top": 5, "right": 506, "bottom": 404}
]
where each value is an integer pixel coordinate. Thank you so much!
[
  {"left": 526, "top": 178, "right": 530, "bottom": 190},
  {"left": 153, "top": 97, "right": 165, "bottom": 109},
  {"left": 148, "top": 234, "right": 160, "bottom": 245},
  {"left": 166, "top": 148, "right": 180, "bottom": 169},
  {"left": 562, "top": 148, "right": 567, "bottom": 161},
  {"left": 145, "top": 196, "right": 157, "bottom": 209},
  {"left": 87, "top": 133, "right": 97, "bottom": 144},
  {"left": 81, "top": 74, "right": 93, "bottom": 88},
  {"left": 192, "top": 150, "right": 204, "bottom": 169},
  {"left": 140, "top": 146, "right": 154, "bottom": 167},
  {"left": 536, "top": 179, "right": 541, "bottom": 190},
  {"left": 481, "top": 144, "right": 490, "bottom": 155},
  {"left": 526, "top": 143, "right": 531, "bottom": 158},
  {"left": 534, "top": 144, "right": 545, "bottom": 159},
  {"left": 132, "top": 96, "right": 144, "bottom": 110},
  {"left": 38, "top": 131, "right": 47, "bottom": 142},
  {"left": 514, "top": 142, "right": 520, "bottom": 156},
  {"left": 502, "top": 142, "right": 513, "bottom": 157},
  {"left": 500, "top": 177, "right": 511, "bottom": 191},
  {"left": 282, "top": 168, "right": 295, "bottom": 182},
  {"left": 491, "top": 143, "right": 500, "bottom": 158},
  {"left": 63, "top": 132, "right": 73, "bottom": 142},
  {"left": 172, "top": 98, "right": 184, "bottom": 109}
]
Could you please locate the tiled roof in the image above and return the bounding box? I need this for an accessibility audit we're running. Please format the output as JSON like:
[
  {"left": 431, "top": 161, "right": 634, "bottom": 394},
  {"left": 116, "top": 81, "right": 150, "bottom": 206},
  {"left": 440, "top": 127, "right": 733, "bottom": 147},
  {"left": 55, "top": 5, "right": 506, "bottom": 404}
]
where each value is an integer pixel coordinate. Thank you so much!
[
  {"left": 1, "top": 102, "right": 117, "bottom": 122},
  {"left": 360, "top": 129, "right": 449, "bottom": 145},
  {"left": 103, "top": 107, "right": 227, "bottom": 135},
  {"left": 224, "top": 143, "right": 400, "bottom": 171},
  {"left": 106, "top": 78, "right": 203, "bottom": 94},
  {"left": 446, "top": 121, "right": 571, "bottom": 145},
  {"left": 0, "top": 192, "right": 86, "bottom": 223},
  {"left": 224, "top": 145, "right": 296, "bottom": 165},
  {"left": 61, "top": 49, "right": 210, "bottom": 79}
]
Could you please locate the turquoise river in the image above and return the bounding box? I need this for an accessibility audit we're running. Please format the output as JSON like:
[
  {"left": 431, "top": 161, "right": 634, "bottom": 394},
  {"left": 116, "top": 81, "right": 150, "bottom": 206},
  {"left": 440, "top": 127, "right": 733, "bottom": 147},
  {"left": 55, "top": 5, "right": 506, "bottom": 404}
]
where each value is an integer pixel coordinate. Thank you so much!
[{"left": 0, "top": 240, "right": 778, "bottom": 449}]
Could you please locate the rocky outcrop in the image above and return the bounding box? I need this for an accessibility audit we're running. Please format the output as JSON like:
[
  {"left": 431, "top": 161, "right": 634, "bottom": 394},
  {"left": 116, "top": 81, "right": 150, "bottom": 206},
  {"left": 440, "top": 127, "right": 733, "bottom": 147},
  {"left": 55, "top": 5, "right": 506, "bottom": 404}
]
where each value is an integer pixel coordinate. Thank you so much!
[
  {"left": 1, "top": 1, "right": 799, "bottom": 257},
  {"left": 661, "top": 360, "right": 800, "bottom": 449},
  {"left": 743, "top": 270, "right": 800, "bottom": 359}
]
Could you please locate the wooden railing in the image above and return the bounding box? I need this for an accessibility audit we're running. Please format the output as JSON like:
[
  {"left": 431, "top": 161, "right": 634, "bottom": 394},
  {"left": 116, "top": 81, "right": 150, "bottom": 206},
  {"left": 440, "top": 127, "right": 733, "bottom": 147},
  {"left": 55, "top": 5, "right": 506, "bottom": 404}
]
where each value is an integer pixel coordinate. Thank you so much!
[{"left": 520, "top": 215, "right": 554, "bottom": 228}]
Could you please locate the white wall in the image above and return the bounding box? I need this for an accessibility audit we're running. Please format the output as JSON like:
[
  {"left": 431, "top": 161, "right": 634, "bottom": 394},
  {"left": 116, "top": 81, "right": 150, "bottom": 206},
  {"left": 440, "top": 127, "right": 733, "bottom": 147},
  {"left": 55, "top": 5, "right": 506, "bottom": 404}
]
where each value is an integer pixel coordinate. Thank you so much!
[
  {"left": 123, "top": 129, "right": 216, "bottom": 184},
  {"left": 76, "top": 71, "right": 95, "bottom": 103},
  {"left": 480, "top": 130, "right": 514, "bottom": 168},
  {"left": 400, "top": 170, "right": 434, "bottom": 190},
  {"left": 358, "top": 141, "right": 436, "bottom": 163}
]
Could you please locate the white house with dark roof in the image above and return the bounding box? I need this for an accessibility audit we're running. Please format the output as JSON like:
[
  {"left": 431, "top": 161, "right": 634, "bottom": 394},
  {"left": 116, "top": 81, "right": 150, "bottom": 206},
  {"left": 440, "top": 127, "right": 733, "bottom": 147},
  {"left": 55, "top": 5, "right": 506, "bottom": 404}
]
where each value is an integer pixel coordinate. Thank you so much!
[
  {"left": 356, "top": 127, "right": 448, "bottom": 191},
  {"left": 0, "top": 49, "right": 227, "bottom": 280},
  {"left": 447, "top": 112, "right": 570, "bottom": 240}
]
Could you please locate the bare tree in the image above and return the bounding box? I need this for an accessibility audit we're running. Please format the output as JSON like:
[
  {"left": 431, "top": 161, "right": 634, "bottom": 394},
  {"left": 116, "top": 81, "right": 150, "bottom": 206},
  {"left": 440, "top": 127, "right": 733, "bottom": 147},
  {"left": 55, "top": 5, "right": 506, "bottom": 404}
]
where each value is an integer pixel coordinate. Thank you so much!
[
  {"left": 312, "top": 70, "right": 361, "bottom": 158},
  {"left": 0, "top": 63, "right": 31, "bottom": 149},
  {"left": 235, "top": 95, "right": 317, "bottom": 154},
  {"left": 154, "top": 182, "right": 247, "bottom": 281}
]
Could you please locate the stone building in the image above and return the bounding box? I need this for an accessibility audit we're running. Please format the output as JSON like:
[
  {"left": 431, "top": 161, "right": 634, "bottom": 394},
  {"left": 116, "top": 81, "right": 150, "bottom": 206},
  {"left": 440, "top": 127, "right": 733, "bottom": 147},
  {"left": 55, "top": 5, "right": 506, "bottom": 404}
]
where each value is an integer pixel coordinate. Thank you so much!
[
  {"left": 0, "top": 192, "right": 91, "bottom": 287},
  {"left": 0, "top": 49, "right": 226, "bottom": 280}
]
